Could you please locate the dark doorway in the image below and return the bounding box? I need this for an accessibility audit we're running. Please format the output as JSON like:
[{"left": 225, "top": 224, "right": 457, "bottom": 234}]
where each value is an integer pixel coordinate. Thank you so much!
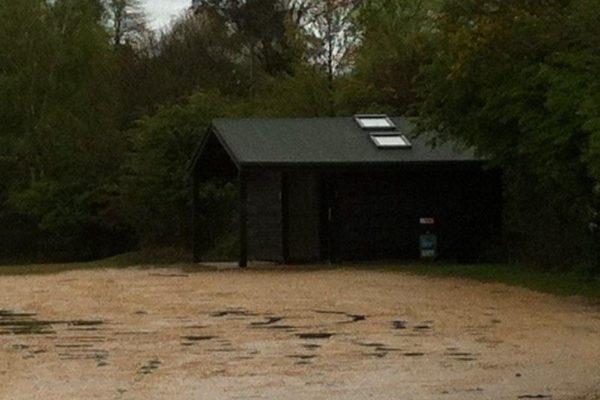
[{"left": 284, "top": 172, "right": 321, "bottom": 263}]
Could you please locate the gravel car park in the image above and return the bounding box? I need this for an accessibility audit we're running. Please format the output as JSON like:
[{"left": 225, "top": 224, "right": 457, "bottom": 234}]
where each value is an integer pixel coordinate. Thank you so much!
[{"left": 0, "top": 265, "right": 599, "bottom": 400}]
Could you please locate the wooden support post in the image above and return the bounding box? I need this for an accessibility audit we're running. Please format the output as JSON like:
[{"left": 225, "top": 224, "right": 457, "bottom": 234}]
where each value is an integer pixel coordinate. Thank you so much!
[
  {"left": 281, "top": 172, "right": 289, "bottom": 264},
  {"left": 239, "top": 170, "right": 248, "bottom": 268},
  {"left": 192, "top": 172, "right": 201, "bottom": 263}
]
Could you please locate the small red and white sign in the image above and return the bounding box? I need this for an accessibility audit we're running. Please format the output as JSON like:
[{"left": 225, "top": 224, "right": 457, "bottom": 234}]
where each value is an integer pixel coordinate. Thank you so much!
[{"left": 419, "top": 217, "right": 435, "bottom": 225}]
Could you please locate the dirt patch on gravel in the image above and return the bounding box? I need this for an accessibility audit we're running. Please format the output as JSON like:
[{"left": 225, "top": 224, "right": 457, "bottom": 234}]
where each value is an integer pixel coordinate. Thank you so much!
[{"left": 0, "top": 265, "right": 599, "bottom": 399}]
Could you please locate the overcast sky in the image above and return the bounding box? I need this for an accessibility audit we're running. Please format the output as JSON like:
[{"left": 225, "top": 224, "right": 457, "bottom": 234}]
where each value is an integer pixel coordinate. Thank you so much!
[{"left": 142, "top": 0, "right": 190, "bottom": 30}]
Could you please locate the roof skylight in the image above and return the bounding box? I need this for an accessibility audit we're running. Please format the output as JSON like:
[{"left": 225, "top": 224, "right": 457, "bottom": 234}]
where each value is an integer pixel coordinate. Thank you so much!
[
  {"left": 354, "top": 115, "right": 395, "bottom": 130},
  {"left": 370, "top": 135, "right": 411, "bottom": 148},
  {"left": 354, "top": 114, "right": 411, "bottom": 149}
]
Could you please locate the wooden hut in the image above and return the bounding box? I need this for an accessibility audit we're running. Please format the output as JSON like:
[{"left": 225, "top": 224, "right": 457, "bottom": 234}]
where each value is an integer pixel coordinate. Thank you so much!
[{"left": 190, "top": 115, "right": 502, "bottom": 266}]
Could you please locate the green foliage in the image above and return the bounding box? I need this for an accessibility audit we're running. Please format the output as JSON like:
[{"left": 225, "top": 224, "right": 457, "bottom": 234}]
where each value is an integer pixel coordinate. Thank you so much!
[
  {"left": 337, "top": 0, "right": 440, "bottom": 115},
  {"left": 252, "top": 65, "right": 332, "bottom": 117},
  {"left": 194, "top": 181, "right": 239, "bottom": 259},
  {"left": 0, "top": 0, "right": 343, "bottom": 262},
  {"left": 118, "top": 91, "right": 241, "bottom": 247},
  {"left": 194, "top": 0, "right": 302, "bottom": 77},
  {"left": 0, "top": 0, "right": 131, "bottom": 261},
  {"left": 2, "top": 0, "right": 599, "bottom": 271},
  {"left": 416, "top": 0, "right": 600, "bottom": 266}
]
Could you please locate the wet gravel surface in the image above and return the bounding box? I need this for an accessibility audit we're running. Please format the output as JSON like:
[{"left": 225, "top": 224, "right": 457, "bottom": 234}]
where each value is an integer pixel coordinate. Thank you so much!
[{"left": 0, "top": 265, "right": 599, "bottom": 399}]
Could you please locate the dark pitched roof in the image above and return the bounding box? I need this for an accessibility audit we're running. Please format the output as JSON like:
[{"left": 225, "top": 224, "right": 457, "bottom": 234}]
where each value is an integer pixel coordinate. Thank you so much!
[{"left": 199, "top": 117, "right": 480, "bottom": 168}]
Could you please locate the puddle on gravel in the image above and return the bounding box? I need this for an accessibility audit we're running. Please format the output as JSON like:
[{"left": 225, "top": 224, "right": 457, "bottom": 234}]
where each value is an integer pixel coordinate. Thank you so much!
[
  {"left": 12, "top": 344, "right": 47, "bottom": 360},
  {"left": 67, "top": 320, "right": 104, "bottom": 332},
  {"left": 357, "top": 342, "right": 385, "bottom": 348},
  {"left": 148, "top": 273, "right": 189, "bottom": 278},
  {"left": 0, "top": 309, "right": 105, "bottom": 336},
  {"left": 210, "top": 309, "right": 258, "bottom": 318},
  {"left": 181, "top": 335, "right": 216, "bottom": 346},
  {"left": 343, "top": 314, "right": 366, "bottom": 323},
  {"left": 232, "top": 356, "right": 254, "bottom": 361},
  {"left": 58, "top": 348, "right": 109, "bottom": 364},
  {"left": 393, "top": 320, "right": 408, "bottom": 329},
  {"left": 358, "top": 342, "right": 403, "bottom": 358},
  {"left": 56, "top": 334, "right": 109, "bottom": 367},
  {"left": 446, "top": 351, "right": 472, "bottom": 356},
  {"left": 367, "top": 352, "right": 387, "bottom": 358},
  {"left": 302, "top": 344, "right": 321, "bottom": 350},
  {"left": 250, "top": 316, "right": 283, "bottom": 326},
  {"left": 136, "top": 359, "right": 161, "bottom": 380},
  {"left": 0, "top": 309, "right": 110, "bottom": 366},
  {"left": 314, "top": 310, "right": 366, "bottom": 324},
  {"left": 314, "top": 310, "right": 346, "bottom": 315},
  {"left": 287, "top": 354, "right": 317, "bottom": 360},
  {"left": 183, "top": 335, "right": 215, "bottom": 341},
  {"left": 413, "top": 324, "right": 432, "bottom": 331},
  {"left": 265, "top": 325, "right": 296, "bottom": 330},
  {"left": 403, "top": 352, "right": 425, "bottom": 357},
  {"left": 249, "top": 316, "right": 295, "bottom": 329},
  {"left": 0, "top": 310, "right": 55, "bottom": 335},
  {"left": 375, "top": 346, "right": 402, "bottom": 352},
  {"left": 186, "top": 325, "right": 208, "bottom": 330},
  {"left": 297, "top": 333, "right": 334, "bottom": 340},
  {"left": 518, "top": 395, "right": 552, "bottom": 399},
  {"left": 445, "top": 351, "right": 477, "bottom": 361},
  {"left": 114, "top": 331, "right": 155, "bottom": 336}
]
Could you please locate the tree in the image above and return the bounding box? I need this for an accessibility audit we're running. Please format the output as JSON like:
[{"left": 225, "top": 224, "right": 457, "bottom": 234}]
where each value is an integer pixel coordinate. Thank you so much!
[
  {"left": 193, "top": 0, "right": 302, "bottom": 80},
  {"left": 252, "top": 64, "right": 332, "bottom": 117},
  {"left": 282, "top": 0, "right": 360, "bottom": 114},
  {"left": 337, "top": 0, "right": 440, "bottom": 115},
  {"left": 417, "top": 0, "right": 600, "bottom": 266},
  {"left": 0, "top": 0, "right": 131, "bottom": 260},
  {"left": 104, "top": 0, "right": 149, "bottom": 49},
  {"left": 118, "top": 91, "right": 241, "bottom": 248},
  {"left": 302, "top": 1, "right": 359, "bottom": 83}
]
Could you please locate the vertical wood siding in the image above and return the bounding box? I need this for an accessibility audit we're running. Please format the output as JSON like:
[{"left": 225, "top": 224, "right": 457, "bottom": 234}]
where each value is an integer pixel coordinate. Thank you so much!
[
  {"left": 247, "top": 170, "right": 283, "bottom": 261},
  {"left": 330, "top": 167, "right": 501, "bottom": 261}
]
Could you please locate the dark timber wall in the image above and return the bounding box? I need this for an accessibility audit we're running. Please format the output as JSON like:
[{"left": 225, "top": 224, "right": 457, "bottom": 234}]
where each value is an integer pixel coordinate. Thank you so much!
[
  {"left": 326, "top": 166, "right": 502, "bottom": 262},
  {"left": 247, "top": 169, "right": 283, "bottom": 261},
  {"left": 242, "top": 164, "right": 501, "bottom": 264}
]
